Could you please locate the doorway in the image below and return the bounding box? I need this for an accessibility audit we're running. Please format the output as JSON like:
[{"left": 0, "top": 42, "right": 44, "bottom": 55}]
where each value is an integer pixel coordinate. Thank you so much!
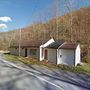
[
  {"left": 25, "top": 48, "right": 27, "bottom": 57},
  {"left": 45, "top": 49, "right": 48, "bottom": 59}
]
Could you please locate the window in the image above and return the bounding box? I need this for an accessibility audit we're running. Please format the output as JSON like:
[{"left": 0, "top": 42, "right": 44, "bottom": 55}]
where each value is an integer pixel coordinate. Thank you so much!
[{"left": 30, "top": 49, "right": 37, "bottom": 55}]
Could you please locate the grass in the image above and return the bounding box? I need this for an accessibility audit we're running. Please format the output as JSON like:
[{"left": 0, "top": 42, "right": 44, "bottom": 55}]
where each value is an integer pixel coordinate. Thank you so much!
[
  {"left": 58, "top": 64, "right": 90, "bottom": 75},
  {"left": 4, "top": 54, "right": 58, "bottom": 68},
  {"left": 4, "top": 54, "right": 90, "bottom": 75}
]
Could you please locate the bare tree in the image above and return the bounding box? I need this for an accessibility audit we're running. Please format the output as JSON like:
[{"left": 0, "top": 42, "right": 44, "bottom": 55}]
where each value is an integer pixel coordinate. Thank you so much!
[{"left": 64, "top": 0, "right": 78, "bottom": 42}]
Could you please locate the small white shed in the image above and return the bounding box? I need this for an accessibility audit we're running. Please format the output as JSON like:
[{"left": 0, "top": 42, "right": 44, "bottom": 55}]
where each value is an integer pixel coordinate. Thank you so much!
[
  {"left": 40, "top": 38, "right": 64, "bottom": 63},
  {"left": 57, "top": 43, "right": 81, "bottom": 66},
  {"left": 40, "top": 38, "right": 81, "bottom": 66}
]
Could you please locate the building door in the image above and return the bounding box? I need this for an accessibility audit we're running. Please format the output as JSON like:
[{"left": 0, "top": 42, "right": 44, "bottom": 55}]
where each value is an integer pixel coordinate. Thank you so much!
[
  {"left": 45, "top": 50, "right": 48, "bottom": 59},
  {"left": 59, "top": 49, "right": 74, "bottom": 66},
  {"left": 25, "top": 48, "right": 27, "bottom": 57}
]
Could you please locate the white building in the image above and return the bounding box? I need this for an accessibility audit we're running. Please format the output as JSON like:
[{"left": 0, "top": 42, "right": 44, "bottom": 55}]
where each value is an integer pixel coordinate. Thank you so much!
[
  {"left": 40, "top": 38, "right": 81, "bottom": 66},
  {"left": 57, "top": 43, "right": 81, "bottom": 66},
  {"left": 10, "top": 38, "right": 81, "bottom": 66},
  {"left": 10, "top": 40, "right": 48, "bottom": 59}
]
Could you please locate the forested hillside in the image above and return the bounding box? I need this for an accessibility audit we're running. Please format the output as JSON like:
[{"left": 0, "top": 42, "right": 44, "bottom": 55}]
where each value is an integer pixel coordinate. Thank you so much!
[{"left": 0, "top": 7, "right": 90, "bottom": 59}]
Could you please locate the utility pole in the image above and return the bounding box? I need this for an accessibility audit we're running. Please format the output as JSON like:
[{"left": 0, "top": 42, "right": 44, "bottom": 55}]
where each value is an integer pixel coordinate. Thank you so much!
[{"left": 19, "top": 28, "right": 21, "bottom": 56}]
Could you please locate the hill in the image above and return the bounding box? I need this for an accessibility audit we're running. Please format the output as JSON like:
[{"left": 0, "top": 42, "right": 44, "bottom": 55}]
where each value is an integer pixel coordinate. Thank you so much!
[{"left": 0, "top": 7, "right": 90, "bottom": 56}]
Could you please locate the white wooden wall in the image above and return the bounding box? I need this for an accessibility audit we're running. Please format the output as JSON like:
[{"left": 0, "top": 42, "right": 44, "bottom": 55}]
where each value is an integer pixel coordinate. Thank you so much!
[
  {"left": 45, "top": 49, "right": 57, "bottom": 63},
  {"left": 57, "top": 49, "right": 75, "bottom": 66},
  {"left": 75, "top": 45, "right": 81, "bottom": 66}
]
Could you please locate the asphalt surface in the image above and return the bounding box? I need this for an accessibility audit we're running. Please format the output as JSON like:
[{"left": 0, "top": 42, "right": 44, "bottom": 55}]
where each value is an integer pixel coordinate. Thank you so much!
[{"left": 0, "top": 54, "right": 90, "bottom": 90}]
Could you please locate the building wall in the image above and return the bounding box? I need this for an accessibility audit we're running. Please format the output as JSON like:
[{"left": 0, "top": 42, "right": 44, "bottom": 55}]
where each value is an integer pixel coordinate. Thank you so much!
[
  {"left": 75, "top": 45, "right": 81, "bottom": 66},
  {"left": 21, "top": 48, "right": 25, "bottom": 56},
  {"left": 40, "top": 38, "right": 55, "bottom": 61},
  {"left": 45, "top": 49, "right": 57, "bottom": 63},
  {"left": 27, "top": 48, "right": 40, "bottom": 59},
  {"left": 57, "top": 49, "right": 75, "bottom": 66},
  {"left": 10, "top": 48, "right": 19, "bottom": 56},
  {"left": 10, "top": 47, "right": 40, "bottom": 59},
  {"left": 87, "top": 48, "right": 90, "bottom": 63},
  {"left": 40, "top": 45, "right": 44, "bottom": 61},
  {"left": 10, "top": 48, "right": 25, "bottom": 56}
]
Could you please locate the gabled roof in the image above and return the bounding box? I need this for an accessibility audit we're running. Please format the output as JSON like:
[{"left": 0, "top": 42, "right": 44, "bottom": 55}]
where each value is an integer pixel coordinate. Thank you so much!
[
  {"left": 45, "top": 39, "right": 64, "bottom": 49},
  {"left": 59, "top": 43, "right": 78, "bottom": 50}
]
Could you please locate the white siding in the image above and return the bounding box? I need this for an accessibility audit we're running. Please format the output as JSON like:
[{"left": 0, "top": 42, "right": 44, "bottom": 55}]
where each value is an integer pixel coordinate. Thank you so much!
[
  {"left": 40, "top": 38, "right": 55, "bottom": 61},
  {"left": 43, "top": 38, "right": 55, "bottom": 47},
  {"left": 40, "top": 46, "right": 44, "bottom": 61},
  {"left": 46, "top": 49, "right": 57, "bottom": 63},
  {"left": 57, "top": 49, "right": 75, "bottom": 66},
  {"left": 75, "top": 45, "right": 81, "bottom": 66}
]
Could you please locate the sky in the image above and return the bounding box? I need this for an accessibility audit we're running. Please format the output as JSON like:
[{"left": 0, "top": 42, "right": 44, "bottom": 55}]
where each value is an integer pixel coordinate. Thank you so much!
[{"left": 0, "top": 0, "right": 90, "bottom": 32}]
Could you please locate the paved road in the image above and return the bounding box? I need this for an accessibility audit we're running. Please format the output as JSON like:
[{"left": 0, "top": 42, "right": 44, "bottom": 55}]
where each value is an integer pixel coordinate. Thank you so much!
[{"left": 0, "top": 54, "right": 90, "bottom": 90}]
